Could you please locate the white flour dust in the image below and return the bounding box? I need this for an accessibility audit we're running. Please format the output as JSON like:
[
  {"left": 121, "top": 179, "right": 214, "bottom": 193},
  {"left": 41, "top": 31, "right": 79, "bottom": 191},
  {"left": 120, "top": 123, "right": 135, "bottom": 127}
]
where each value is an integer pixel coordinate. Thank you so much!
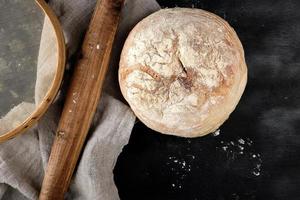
[
  {"left": 166, "top": 154, "right": 195, "bottom": 190},
  {"left": 165, "top": 134, "right": 263, "bottom": 190},
  {"left": 218, "top": 137, "right": 263, "bottom": 177}
]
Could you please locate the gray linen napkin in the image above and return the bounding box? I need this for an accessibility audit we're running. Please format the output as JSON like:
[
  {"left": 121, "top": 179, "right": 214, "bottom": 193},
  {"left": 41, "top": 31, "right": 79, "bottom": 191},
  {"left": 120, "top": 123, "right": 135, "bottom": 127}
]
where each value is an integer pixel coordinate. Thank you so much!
[{"left": 0, "top": 0, "right": 160, "bottom": 199}]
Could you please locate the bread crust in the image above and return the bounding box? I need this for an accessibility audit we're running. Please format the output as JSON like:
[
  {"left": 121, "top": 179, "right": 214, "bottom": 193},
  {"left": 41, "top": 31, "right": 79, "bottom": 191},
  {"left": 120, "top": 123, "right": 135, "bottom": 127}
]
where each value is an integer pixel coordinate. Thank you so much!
[{"left": 119, "top": 8, "right": 247, "bottom": 137}]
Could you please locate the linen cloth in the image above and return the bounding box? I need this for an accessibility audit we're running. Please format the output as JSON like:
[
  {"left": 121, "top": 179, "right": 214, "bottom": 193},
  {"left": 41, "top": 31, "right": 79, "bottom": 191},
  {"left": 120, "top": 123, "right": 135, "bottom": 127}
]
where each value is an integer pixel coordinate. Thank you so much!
[{"left": 0, "top": 0, "right": 160, "bottom": 199}]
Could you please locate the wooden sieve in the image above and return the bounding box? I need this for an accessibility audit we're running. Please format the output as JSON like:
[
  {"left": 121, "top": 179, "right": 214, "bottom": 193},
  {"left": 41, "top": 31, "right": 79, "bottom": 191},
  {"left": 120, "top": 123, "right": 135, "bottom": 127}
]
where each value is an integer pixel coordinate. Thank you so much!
[{"left": 0, "top": 0, "right": 65, "bottom": 142}]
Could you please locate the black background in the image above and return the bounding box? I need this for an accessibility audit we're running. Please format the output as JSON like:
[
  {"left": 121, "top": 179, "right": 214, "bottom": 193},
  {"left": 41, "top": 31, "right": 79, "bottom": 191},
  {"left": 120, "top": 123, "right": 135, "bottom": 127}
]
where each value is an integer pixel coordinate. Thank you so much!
[{"left": 114, "top": 0, "right": 300, "bottom": 199}]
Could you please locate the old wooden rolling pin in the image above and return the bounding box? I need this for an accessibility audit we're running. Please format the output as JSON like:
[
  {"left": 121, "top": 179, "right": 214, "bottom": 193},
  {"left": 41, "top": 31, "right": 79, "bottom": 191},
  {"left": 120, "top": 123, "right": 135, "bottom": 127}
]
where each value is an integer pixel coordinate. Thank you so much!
[{"left": 39, "top": 0, "right": 124, "bottom": 199}]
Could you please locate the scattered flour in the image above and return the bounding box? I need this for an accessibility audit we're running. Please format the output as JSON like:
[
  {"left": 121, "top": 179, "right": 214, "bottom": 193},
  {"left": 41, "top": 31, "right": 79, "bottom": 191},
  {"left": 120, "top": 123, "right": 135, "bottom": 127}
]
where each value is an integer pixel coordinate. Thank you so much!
[
  {"left": 167, "top": 154, "right": 195, "bottom": 189},
  {"left": 166, "top": 137, "right": 262, "bottom": 191},
  {"left": 218, "top": 137, "right": 263, "bottom": 177}
]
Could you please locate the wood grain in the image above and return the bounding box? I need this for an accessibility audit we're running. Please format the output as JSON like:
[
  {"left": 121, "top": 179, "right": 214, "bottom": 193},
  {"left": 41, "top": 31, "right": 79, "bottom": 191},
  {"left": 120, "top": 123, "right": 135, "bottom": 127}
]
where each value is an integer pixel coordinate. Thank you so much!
[{"left": 39, "top": 0, "right": 124, "bottom": 199}]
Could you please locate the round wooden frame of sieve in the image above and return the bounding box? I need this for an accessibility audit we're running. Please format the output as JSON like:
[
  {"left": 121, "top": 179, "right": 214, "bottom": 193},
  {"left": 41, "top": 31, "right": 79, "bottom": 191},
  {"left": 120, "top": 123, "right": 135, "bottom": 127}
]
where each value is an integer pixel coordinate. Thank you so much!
[{"left": 0, "top": 0, "right": 66, "bottom": 142}]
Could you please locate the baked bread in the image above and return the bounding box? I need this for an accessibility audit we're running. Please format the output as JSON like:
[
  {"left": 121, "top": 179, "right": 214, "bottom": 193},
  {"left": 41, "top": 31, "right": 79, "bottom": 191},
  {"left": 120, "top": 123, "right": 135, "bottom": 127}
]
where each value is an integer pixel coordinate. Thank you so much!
[{"left": 119, "top": 8, "right": 247, "bottom": 137}]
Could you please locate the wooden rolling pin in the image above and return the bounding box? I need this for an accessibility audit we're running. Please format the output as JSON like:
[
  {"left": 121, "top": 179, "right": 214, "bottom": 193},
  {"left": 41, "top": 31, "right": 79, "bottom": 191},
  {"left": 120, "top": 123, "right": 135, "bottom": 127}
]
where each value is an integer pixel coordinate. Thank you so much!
[{"left": 39, "top": 0, "right": 124, "bottom": 199}]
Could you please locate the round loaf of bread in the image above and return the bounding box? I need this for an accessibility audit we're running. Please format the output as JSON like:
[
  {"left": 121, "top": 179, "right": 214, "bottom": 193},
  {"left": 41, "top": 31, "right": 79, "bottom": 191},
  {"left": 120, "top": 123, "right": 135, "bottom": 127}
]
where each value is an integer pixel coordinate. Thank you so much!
[{"left": 119, "top": 8, "right": 247, "bottom": 137}]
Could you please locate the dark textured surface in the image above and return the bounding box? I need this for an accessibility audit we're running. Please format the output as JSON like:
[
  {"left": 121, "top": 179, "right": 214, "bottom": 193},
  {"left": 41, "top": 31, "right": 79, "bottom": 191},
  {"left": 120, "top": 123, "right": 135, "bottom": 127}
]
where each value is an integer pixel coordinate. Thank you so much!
[{"left": 114, "top": 0, "right": 300, "bottom": 199}]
